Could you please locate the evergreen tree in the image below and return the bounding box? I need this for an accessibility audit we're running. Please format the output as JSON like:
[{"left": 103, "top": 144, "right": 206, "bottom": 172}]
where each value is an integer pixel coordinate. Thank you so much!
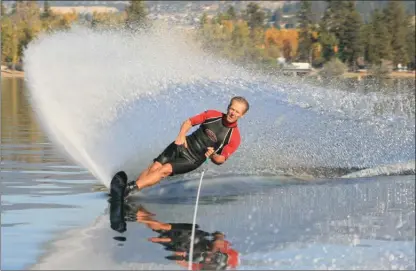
[
  {"left": 367, "top": 9, "right": 392, "bottom": 65},
  {"left": 199, "top": 12, "right": 208, "bottom": 28},
  {"left": 125, "top": 0, "right": 147, "bottom": 29},
  {"left": 338, "top": 1, "right": 363, "bottom": 68},
  {"left": 319, "top": 30, "right": 338, "bottom": 61},
  {"left": 383, "top": 0, "right": 408, "bottom": 67},
  {"left": 244, "top": 3, "right": 265, "bottom": 29},
  {"left": 1, "top": 2, "right": 6, "bottom": 16},
  {"left": 272, "top": 8, "right": 282, "bottom": 28},
  {"left": 320, "top": 0, "right": 346, "bottom": 36},
  {"left": 360, "top": 23, "right": 372, "bottom": 67},
  {"left": 319, "top": 0, "right": 343, "bottom": 61},
  {"left": 226, "top": 6, "right": 236, "bottom": 20},
  {"left": 42, "top": 0, "right": 52, "bottom": 18},
  {"left": 1, "top": 17, "right": 13, "bottom": 62},
  {"left": 297, "top": 1, "right": 314, "bottom": 62},
  {"left": 405, "top": 16, "right": 415, "bottom": 69}
]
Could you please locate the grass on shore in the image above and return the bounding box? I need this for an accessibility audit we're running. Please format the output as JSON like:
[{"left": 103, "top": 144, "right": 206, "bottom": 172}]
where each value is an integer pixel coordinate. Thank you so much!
[
  {"left": 1, "top": 70, "right": 25, "bottom": 78},
  {"left": 343, "top": 71, "right": 416, "bottom": 79}
]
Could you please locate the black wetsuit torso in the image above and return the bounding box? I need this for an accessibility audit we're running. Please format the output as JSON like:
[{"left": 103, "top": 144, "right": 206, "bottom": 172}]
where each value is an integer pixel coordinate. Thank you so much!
[{"left": 185, "top": 115, "right": 233, "bottom": 162}]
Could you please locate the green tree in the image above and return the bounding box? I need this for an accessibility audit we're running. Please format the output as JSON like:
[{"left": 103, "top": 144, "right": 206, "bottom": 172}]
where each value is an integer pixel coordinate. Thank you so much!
[
  {"left": 297, "top": 1, "right": 314, "bottom": 62},
  {"left": 226, "top": 6, "right": 236, "bottom": 20},
  {"left": 229, "top": 22, "right": 250, "bottom": 62},
  {"left": 1, "top": 2, "right": 6, "bottom": 16},
  {"left": 405, "top": 16, "right": 415, "bottom": 69},
  {"left": 42, "top": 0, "right": 52, "bottom": 18},
  {"left": 125, "top": 0, "right": 147, "bottom": 29},
  {"left": 320, "top": 1, "right": 347, "bottom": 35},
  {"left": 319, "top": 1, "right": 344, "bottom": 61},
  {"left": 338, "top": 1, "right": 363, "bottom": 68},
  {"left": 383, "top": 0, "right": 408, "bottom": 67},
  {"left": 319, "top": 30, "right": 338, "bottom": 61},
  {"left": 319, "top": 1, "right": 343, "bottom": 61},
  {"left": 272, "top": 8, "right": 282, "bottom": 28},
  {"left": 360, "top": 22, "right": 372, "bottom": 66},
  {"left": 319, "top": 0, "right": 364, "bottom": 68},
  {"left": 367, "top": 9, "right": 392, "bottom": 65},
  {"left": 244, "top": 2, "right": 265, "bottom": 29},
  {"left": 199, "top": 12, "right": 208, "bottom": 28},
  {"left": 1, "top": 16, "right": 14, "bottom": 63}
]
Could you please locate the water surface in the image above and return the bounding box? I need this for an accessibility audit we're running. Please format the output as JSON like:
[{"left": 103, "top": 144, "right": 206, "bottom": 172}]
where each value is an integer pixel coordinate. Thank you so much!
[{"left": 1, "top": 78, "right": 415, "bottom": 270}]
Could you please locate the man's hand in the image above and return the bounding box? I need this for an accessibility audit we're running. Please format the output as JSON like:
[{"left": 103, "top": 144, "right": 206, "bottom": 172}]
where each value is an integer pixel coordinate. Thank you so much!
[
  {"left": 205, "top": 147, "right": 215, "bottom": 158},
  {"left": 174, "top": 119, "right": 192, "bottom": 148},
  {"left": 174, "top": 135, "right": 188, "bottom": 148}
]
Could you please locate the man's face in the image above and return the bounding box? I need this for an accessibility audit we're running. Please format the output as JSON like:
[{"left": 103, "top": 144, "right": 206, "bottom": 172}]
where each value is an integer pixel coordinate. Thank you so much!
[{"left": 226, "top": 101, "right": 246, "bottom": 123}]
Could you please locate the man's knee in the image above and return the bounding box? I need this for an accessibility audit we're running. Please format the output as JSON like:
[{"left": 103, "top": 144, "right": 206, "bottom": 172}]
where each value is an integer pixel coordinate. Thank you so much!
[
  {"left": 149, "top": 162, "right": 162, "bottom": 172},
  {"left": 159, "top": 163, "right": 173, "bottom": 177}
]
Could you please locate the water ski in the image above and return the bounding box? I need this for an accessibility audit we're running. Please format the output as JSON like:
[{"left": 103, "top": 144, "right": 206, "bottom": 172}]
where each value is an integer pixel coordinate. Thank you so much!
[{"left": 110, "top": 171, "right": 128, "bottom": 200}]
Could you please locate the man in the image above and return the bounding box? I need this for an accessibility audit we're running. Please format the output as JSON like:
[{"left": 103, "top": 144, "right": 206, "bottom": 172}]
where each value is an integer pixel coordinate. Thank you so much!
[{"left": 114, "top": 96, "right": 249, "bottom": 198}]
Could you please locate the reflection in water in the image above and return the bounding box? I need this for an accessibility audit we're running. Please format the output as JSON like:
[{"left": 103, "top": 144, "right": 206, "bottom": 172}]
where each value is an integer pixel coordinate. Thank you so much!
[
  {"left": 1, "top": 78, "right": 68, "bottom": 166},
  {"left": 109, "top": 200, "right": 239, "bottom": 270}
]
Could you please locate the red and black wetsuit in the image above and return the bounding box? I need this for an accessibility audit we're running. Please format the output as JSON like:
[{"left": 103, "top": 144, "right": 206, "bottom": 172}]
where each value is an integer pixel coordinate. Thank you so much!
[{"left": 154, "top": 110, "right": 241, "bottom": 175}]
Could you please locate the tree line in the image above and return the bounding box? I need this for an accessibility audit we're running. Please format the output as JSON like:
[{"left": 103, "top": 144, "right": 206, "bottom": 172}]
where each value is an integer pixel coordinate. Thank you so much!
[
  {"left": 1, "top": 0, "right": 147, "bottom": 69},
  {"left": 1, "top": 0, "right": 414, "bottom": 74},
  {"left": 197, "top": 1, "right": 415, "bottom": 72}
]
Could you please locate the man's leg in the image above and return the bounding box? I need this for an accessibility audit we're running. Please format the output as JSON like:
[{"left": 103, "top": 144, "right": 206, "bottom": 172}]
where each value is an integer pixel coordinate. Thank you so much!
[
  {"left": 135, "top": 163, "right": 173, "bottom": 190},
  {"left": 137, "top": 161, "right": 163, "bottom": 180}
]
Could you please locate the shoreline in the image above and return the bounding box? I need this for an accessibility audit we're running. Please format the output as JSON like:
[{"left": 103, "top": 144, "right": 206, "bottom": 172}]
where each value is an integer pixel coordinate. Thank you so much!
[
  {"left": 1, "top": 70, "right": 25, "bottom": 78},
  {"left": 1, "top": 69, "right": 414, "bottom": 80},
  {"left": 343, "top": 71, "right": 416, "bottom": 79}
]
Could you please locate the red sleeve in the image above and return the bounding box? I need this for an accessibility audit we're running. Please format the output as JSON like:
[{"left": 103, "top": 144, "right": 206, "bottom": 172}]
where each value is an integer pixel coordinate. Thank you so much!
[
  {"left": 189, "top": 110, "right": 222, "bottom": 126},
  {"left": 220, "top": 128, "right": 240, "bottom": 160}
]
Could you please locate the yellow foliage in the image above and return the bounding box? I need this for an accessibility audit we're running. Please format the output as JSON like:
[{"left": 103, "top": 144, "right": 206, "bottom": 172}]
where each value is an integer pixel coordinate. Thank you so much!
[
  {"left": 221, "top": 20, "right": 234, "bottom": 33},
  {"left": 62, "top": 11, "right": 78, "bottom": 25},
  {"left": 311, "top": 42, "right": 322, "bottom": 60},
  {"left": 264, "top": 27, "right": 299, "bottom": 59}
]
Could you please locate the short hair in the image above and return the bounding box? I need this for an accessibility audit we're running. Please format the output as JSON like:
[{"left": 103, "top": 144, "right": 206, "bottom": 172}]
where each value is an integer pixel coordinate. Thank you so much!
[{"left": 228, "top": 96, "right": 249, "bottom": 113}]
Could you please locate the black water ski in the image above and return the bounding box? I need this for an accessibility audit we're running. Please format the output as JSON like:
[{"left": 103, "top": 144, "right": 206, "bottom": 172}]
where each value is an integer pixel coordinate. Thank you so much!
[{"left": 110, "top": 171, "right": 128, "bottom": 201}]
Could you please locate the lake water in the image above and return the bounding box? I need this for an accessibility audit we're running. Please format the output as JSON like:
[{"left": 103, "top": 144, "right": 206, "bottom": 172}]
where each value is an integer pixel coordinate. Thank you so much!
[
  {"left": 1, "top": 77, "right": 415, "bottom": 270},
  {"left": 2, "top": 25, "right": 415, "bottom": 270}
]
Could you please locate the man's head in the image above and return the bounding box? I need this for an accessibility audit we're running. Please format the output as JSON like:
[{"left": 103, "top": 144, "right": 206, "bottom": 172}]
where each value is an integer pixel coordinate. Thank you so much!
[{"left": 226, "top": 96, "right": 249, "bottom": 123}]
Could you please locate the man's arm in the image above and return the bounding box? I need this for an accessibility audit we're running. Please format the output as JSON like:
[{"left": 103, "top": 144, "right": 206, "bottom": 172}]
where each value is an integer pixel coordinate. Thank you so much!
[
  {"left": 210, "top": 128, "right": 241, "bottom": 165},
  {"left": 175, "top": 120, "right": 193, "bottom": 146},
  {"left": 177, "top": 119, "right": 193, "bottom": 138}
]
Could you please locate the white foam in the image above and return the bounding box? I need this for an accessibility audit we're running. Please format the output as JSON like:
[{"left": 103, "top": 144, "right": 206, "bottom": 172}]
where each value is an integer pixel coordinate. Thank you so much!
[{"left": 23, "top": 24, "right": 252, "bottom": 187}]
